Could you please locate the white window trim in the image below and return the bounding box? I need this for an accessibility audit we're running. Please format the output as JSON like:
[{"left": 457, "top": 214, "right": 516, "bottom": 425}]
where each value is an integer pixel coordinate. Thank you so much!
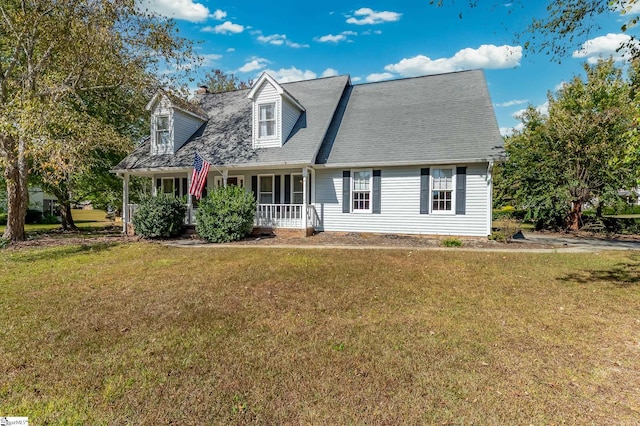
[
  {"left": 155, "top": 115, "right": 171, "bottom": 152},
  {"left": 430, "top": 166, "right": 456, "bottom": 214},
  {"left": 214, "top": 175, "right": 245, "bottom": 189},
  {"left": 351, "top": 169, "right": 373, "bottom": 213},
  {"left": 291, "top": 174, "right": 304, "bottom": 205},
  {"left": 258, "top": 174, "right": 275, "bottom": 205},
  {"left": 258, "top": 102, "right": 276, "bottom": 139}
]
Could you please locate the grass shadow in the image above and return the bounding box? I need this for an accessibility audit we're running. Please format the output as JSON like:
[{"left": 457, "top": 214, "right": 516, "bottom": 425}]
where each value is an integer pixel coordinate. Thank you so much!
[
  {"left": 558, "top": 254, "right": 640, "bottom": 287},
  {"left": 9, "top": 242, "right": 119, "bottom": 263}
]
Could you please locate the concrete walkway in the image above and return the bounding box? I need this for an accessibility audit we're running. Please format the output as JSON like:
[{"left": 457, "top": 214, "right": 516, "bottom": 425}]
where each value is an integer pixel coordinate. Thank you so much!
[{"left": 164, "top": 231, "right": 640, "bottom": 253}]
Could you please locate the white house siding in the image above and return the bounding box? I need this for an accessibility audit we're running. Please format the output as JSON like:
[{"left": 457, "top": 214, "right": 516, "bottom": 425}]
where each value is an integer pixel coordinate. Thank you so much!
[
  {"left": 313, "top": 164, "right": 491, "bottom": 236},
  {"left": 252, "top": 82, "right": 281, "bottom": 148},
  {"left": 281, "top": 98, "right": 301, "bottom": 144},
  {"left": 173, "top": 110, "right": 205, "bottom": 152}
]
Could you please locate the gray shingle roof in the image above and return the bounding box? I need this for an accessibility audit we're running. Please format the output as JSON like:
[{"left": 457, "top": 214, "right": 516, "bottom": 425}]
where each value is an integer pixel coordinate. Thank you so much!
[
  {"left": 113, "top": 70, "right": 503, "bottom": 172},
  {"left": 113, "top": 75, "right": 350, "bottom": 171},
  {"left": 317, "top": 70, "right": 503, "bottom": 166}
]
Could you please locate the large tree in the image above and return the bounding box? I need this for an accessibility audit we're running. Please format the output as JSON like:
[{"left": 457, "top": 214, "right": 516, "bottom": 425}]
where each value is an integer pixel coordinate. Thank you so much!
[
  {"left": 0, "top": 0, "right": 193, "bottom": 241},
  {"left": 199, "top": 69, "right": 252, "bottom": 93},
  {"left": 500, "top": 59, "right": 640, "bottom": 230}
]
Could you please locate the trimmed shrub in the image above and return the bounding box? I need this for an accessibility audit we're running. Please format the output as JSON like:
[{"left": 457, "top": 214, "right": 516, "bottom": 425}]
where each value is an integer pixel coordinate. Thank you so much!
[
  {"left": 132, "top": 195, "right": 186, "bottom": 238},
  {"left": 0, "top": 213, "right": 7, "bottom": 226},
  {"left": 25, "top": 209, "right": 43, "bottom": 224},
  {"left": 40, "top": 214, "right": 60, "bottom": 224},
  {"left": 196, "top": 185, "right": 257, "bottom": 243}
]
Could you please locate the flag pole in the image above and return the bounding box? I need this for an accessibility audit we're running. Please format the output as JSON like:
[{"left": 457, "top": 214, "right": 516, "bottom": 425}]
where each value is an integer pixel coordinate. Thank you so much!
[{"left": 195, "top": 151, "right": 224, "bottom": 176}]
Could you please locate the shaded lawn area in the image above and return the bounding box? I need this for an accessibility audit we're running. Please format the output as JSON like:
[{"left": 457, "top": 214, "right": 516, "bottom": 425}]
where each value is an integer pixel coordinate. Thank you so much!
[
  {"left": 1, "top": 244, "right": 639, "bottom": 424},
  {"left": 0, "top": 209, "right": 115, "bottom": 235}
]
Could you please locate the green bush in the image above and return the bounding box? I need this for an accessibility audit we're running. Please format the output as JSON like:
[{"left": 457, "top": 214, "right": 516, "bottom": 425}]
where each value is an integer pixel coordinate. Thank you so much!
[
  {"left": 0, "top": 213, "right": 7, "bottom": 225},
  {"left": 441, "top": 237, "right": 462, "bottom": 247},
  {"left": 0, "top": 238, "right": 9, "bottom": 249},
  {"left": 132, "top": 195, "right": 186, "bottom": 239},
  {"left": 25, "top": 209, "right": 42, "bottom": 224},
  {"left": 40, "top": 214, "right": 60, "bottom": 224},
  {"left": 196, "top": 186, "right": 257, "bottom": 243}
]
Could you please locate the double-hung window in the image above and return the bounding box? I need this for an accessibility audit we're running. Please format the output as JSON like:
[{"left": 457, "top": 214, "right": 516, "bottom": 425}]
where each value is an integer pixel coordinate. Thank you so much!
[
  {"left": 431, "top": 168, "right": 454, "bottom": 212},
  {"left": 258, "top": 175, "right": 274, "bottom": 204},
  {"left": 291, "top": 174, "right": 304, "bottom": 204},
  {"left": 155, "top": 115, "right": 170, "bottom": 149},
  {"left": 352, "top": 170, "right": 372, "bottom": 212},
  {"left": 258, "top": 103, "right": 276, "bottom": 138}
]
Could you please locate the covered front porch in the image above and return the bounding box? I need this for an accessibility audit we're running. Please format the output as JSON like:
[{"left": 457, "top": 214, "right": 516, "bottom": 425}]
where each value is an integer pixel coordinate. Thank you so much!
[{"left": 119, "top": 166, "right": 320, "bottom": 234}]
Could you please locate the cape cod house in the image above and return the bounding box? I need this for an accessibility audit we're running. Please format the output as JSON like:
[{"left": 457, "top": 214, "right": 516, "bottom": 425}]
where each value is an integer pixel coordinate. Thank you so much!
[{"left": 112, "top": 70, "right": 503, "bottom": 237}]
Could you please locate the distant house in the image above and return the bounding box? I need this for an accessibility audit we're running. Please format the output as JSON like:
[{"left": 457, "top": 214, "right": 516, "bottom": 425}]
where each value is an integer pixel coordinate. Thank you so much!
[
  {"left": 28, "top": 187, "right": 58, "bottom": 216},
  {"left": 112, "top": 70, "right": 503, "bottom": 236}
]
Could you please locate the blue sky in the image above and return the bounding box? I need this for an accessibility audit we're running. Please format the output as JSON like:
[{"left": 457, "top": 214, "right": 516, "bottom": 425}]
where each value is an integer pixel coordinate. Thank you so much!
[{"left": 139, "top": 0, "right": 640, "bottom": 134}]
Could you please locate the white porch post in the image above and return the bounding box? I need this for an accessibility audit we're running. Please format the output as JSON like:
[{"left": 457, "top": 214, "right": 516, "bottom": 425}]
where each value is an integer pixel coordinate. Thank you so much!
[
  {"left": 222, "top": 169, "right": 228, "bottom": 186},
  {"left": 186, "top": 171, "right": 193, "bottom": 225},
  {"left": 302, "top": 168, "right": 308, "bottom": 230},
  {"left": 122, "top": 173, "right": 129, "bottom": 233}
]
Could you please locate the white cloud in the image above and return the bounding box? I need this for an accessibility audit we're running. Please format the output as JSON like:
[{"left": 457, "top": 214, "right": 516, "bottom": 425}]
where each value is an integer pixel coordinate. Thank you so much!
[
  {"left": 351, "top": 76, "right": 362, "bottom": 82},
  {"left": 346, "top": 7, "right": 402, "bottom": 25},
  {"left": 554, "top": 81, "right": 567, "bottom": 92},
  {"left": 200, "top": 53, "right": 223, "bottom": 67},
  {"left": 495, "top": 99, "right": 528, "bottom": 108},
  {"left": 383, "top": 44, "right": 522, "bottom": 77},
  {"left": 256, "top": 33, "right": 309, "bottom": 48},
  {"left": 366, "top": 72, "right": 395, "bottom": 82},
  {"left": 238, "top": 58, "right": 270, "bottom": 73},
  {"left": 212, "top": 9, "right": 227, "bottom": 20},
  {"left": 226, "top": 47, "right": 235, "bottom": 53},
  {"left": 317, "top": 34, "right": 347, "bottom": 43},
  {"left": 138, "top": 0, "right": 210, "bottom": 22},
  {"left": 203, "top": 21, "right": 245, "bottom": 35},
  {"left": 316, "top": 31, "right": 357, "bottom": 43},
  {"left": 513, "top": 101, "right": 548, "bottom": 119},
  {"left": 572, "top": 33, "right": 636, "bottom": 63},
  {"left": 615, "top": 1, "right": 640, "bottom": 14},
  {"left": 263, "top": 67, "right": 319, "bottom": 83},
  {"left": 321, "top": 68, "right": 339, "bottom": 77}
]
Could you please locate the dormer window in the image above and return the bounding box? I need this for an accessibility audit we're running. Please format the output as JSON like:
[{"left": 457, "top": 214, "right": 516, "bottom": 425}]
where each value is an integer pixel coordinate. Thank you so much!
[
  {"left": 258, "top": 103, "right": 276, "bottom": 138},
  {"left": 156, "top": 115, "right": 170, "bottom": 149}
]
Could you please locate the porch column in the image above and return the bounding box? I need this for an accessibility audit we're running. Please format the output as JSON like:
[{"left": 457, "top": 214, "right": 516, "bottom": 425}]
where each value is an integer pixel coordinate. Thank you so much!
[
  {"left": 302, "top": 168, "right": 308, "bottom": 230},
  {"left": 186, "top": 171, "right": 193, "bottom": 225},
  {"left": 222, "top": 169, "right": 228, "bottom": 186},
  {"left": 122, "top": 173, "right": 129, "bottom": 233}
]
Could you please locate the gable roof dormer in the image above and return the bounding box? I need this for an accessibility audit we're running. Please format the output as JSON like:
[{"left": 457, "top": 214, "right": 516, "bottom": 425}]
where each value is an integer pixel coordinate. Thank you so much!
[
  {"left": 146, "top": 90, "right": 208, "bottom": 156},
  {"left": 247, "top": 73, "right": 305, "bottom": 148}
]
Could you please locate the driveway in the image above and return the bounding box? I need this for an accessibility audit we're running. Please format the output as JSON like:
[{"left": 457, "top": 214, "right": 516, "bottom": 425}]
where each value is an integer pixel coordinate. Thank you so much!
[{"left": 518, "top": 232, "right": 640, "bottom": 252}]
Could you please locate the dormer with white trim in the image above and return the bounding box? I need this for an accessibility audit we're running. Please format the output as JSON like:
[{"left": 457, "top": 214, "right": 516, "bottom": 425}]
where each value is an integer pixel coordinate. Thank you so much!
[
  {"left": 146, "top": 90, "right": 208, "bottom": 155},
  {"left": 247, "top": 73, "right": 305, "bottom": 149}
]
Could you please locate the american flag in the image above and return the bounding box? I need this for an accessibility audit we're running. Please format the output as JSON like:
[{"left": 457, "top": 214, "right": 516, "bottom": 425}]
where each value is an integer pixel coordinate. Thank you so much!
[{"left": 189, "top": 153, "right": 210, "bottom": 199}]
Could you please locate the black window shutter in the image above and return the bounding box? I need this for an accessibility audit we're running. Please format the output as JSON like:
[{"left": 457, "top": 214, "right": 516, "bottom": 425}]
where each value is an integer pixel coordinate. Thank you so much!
[
  {"left": 182, "top": 178, "right": 187, "bottom": 197},
  {"left": 251, "top": 176, "right": 258, "bottom": 200},
  {"left": 342, "top": 171, "right": 350, "bottom": 213},
  {"left": 420, "top": 168, "right": 430, "bottom": 214},
  {"left": 456, "top": 166, "right": 467, "bottom": 215},
  {"left": 372, "top": 170, "right": 381, "bottom": 214},
  {"left": 284, "top": 175, "right": 291, "bottom": 204},
  {"left": 156, "top": 178, "right": 161, "bottom": 194},
  {"left": 174, "top": 178, "right": 179, "bottom": 197},
  {"left": 201, "top": 178, "right": 208, "bottom": 199},
  {"left": 274, "top": 175, "right": 281, "bottom": 204}
]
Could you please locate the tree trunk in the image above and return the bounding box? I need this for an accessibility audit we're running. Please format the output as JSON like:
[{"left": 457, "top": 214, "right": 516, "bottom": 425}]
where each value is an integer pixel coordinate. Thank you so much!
[
  {"left": 567, "top": 201, "right": 583, "bottom": 231},
  {"left": 2, "top": 136, "right": 28, "bottom": 242},
  {"left": 50, "top": 185, "right": 78, "bottom": 231}
]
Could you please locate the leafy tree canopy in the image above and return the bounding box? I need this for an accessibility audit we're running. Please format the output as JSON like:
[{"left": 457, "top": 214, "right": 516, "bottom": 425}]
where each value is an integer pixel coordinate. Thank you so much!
[{"left": 199, "top": 69, "right": 253, "bottom": 93}]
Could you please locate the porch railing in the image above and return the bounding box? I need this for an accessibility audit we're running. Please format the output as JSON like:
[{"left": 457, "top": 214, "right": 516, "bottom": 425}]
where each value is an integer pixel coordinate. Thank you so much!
[{"left": 126, "top": 203, "right": 318, "bottom": 230}]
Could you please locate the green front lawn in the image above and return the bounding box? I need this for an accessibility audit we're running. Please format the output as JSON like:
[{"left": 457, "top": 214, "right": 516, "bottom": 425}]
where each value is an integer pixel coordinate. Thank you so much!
[
  {"left": 0, "top": 209, "right": 115, "bottom": 235},
  {"left": 1, "top": 244, "right": 639, "bottom": 423}
]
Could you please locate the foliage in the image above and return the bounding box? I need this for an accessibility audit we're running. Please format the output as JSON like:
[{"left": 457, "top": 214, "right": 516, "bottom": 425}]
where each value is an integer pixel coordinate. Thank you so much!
[
  {"left": 498, "top": 59, "right": 640, "bottom": 231},
  {"left": 25, "top": 210, "right": 43, "bottom": 225},
  {"left": 196, "top": 186, "right": 257, "bottom": 243},
  {"left": 441, "top": 237, "right": 463, "bottom": 247},
  {"left": 491, "top": 218, "right": 521, "bottom": 242},
  {"left": 40, "top": 214, "right": 61, "bottom": 225},
  {"left": 0, "top": 237, "right": 8, "bottom": 249},
  {"left": 199, "top": 69, "right": 253, "bottom": 93},
  {"left": 0, "top": 0, "right": 195, "bottom": 241},
  {"left": 132, "top": 195, "right": 186, "bottom": 239},
  {"left": 0, "top": 213, "right": 6, "bottom": 225}
]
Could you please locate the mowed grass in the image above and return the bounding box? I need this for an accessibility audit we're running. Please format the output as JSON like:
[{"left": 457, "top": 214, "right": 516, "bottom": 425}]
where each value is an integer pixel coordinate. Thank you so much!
[
  {"left": 1, "top": 244, "right": 639, "bottom": 424},
  {"left": 0, "top": 209, "right": 114, "bottom": 235}
]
